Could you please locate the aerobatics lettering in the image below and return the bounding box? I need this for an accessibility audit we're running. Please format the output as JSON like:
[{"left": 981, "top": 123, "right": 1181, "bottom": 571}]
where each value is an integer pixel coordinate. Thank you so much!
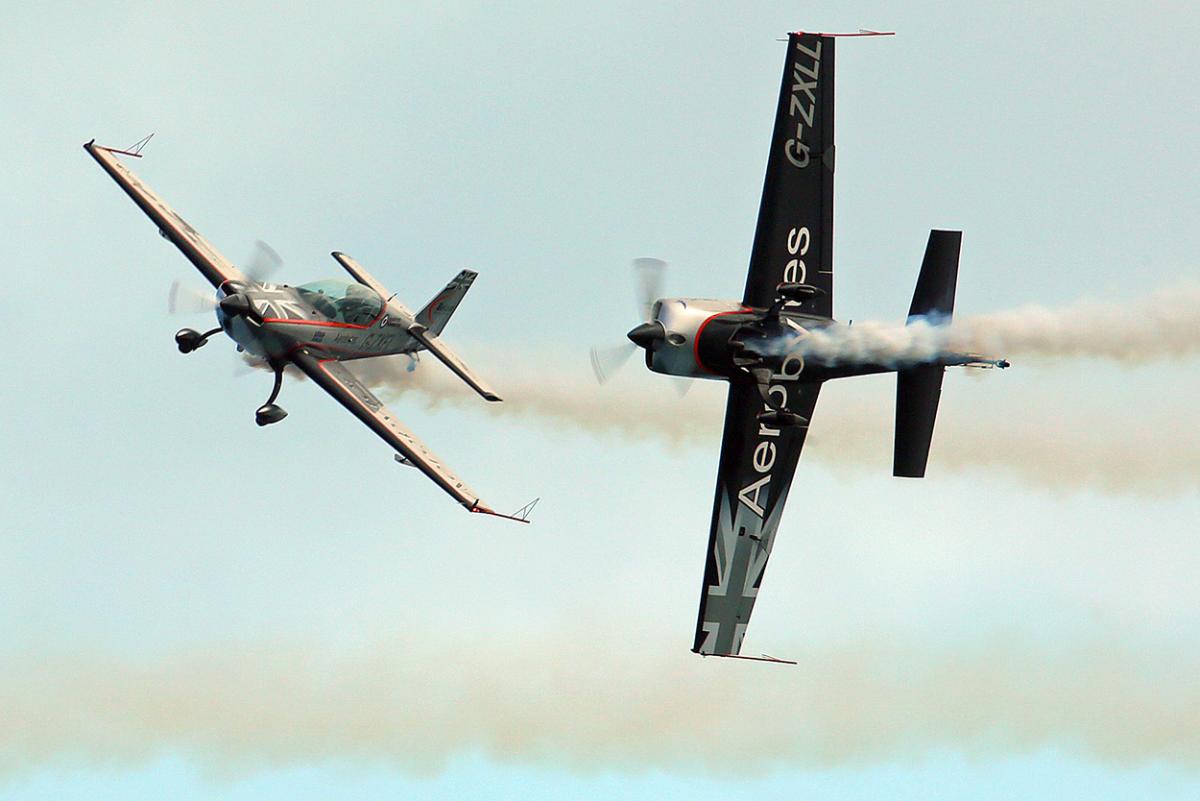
[
  {"left": 784, "top": 40, "right": 822, "bottom": 169},
  {"left": 737, "top": 475, "right": 770, "bottom": 517},
  {"left": 753, "top": 441, "right": 777, "bottom": 473},
  {"left": 736, "top": 319, "right": 809, "bottom": 518},
  {"left": 783, "top": 226, "right": 810, "bottom": 283}
]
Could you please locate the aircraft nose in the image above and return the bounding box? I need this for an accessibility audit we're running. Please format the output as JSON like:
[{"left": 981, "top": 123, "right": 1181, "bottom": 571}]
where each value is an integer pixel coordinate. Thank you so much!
[
  {"left": 627, "top": 321, "right": 666, "bottom": 350},
  {"left": 218, "top": 292, "right": 253, "bottom": 317}
]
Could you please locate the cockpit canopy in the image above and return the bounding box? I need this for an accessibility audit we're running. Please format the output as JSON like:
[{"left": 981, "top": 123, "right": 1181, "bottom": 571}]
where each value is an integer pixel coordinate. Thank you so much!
[{"left": 295, "top": 279, "right": 383, "bottom": 325}]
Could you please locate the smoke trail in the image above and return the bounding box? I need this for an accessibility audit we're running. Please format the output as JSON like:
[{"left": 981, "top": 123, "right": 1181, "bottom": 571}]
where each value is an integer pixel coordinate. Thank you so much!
[
  {"left": 797, "top": 280, "right": 1200, "bottom": 366},
  {"left": 4, "top": 629, "right": 1199, "bottom": 777},
  {"left": 352, "top": 354, "right": 717, "bottom": 445},
  {"left": 350, "top": 351, "right": 1200, "bottom": 495}
]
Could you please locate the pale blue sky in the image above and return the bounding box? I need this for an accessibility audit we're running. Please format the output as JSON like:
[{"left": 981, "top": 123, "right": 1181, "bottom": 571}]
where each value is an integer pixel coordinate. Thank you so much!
[{"left": 3, "top": 1, "right": 1199, "bottom": 799}]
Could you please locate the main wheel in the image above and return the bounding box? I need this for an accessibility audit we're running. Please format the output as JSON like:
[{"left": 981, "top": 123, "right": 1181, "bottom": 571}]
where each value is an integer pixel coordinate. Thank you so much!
[
  {"left": 174, "top": 328, "right": 206, "bottom": 354},
  {"left": 255, "top": 404, "right": 288, "bottom": 427}
]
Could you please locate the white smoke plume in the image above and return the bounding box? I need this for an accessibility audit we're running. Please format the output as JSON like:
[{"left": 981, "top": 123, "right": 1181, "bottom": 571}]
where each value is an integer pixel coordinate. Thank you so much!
[
  {"left": 351, "top": 349, "right": 1200, "bottom": 495},
  {"left": 796, "top": 280, "right": 1200, "bottom": 367},
  {"left": 5, "top": 630, "right": 1199, "bottom": 777}
]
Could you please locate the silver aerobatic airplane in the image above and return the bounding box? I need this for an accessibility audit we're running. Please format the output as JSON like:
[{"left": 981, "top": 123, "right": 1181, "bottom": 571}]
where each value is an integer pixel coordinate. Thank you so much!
[
  {"left": 595, "top": 31, "right": 1008, "bottom": 661},
  {"left": 85, "top": 139, "right": 534, "bottom": 523}
]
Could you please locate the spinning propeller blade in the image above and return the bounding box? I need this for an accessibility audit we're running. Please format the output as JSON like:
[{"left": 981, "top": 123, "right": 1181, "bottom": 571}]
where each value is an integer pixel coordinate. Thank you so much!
[
  {"left": 589, "top": 257, "right": 670, "bottom": 384},
  {"left": 671, "top": 377, "right": 693, "bottom": 397},
  {"left": 168, "top": 240, "right": 281, "bottom": 316},
  {"left": 633, "top": 257, "right": 666, "bottom": 322},
  {"left": 589, "top": 343, "right": 637, "bottom": 384},
  {"left": 244, "top": 240, "right": 283, "bottom": 282},
  {"left": 167, "top": 279, "right": 218, "bottom": 314}
]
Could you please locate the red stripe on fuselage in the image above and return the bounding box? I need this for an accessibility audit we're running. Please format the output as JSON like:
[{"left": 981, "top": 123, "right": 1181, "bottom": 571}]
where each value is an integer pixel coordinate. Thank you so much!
[
  {"left": 261, "top": 317, "right": 372, "bottom": 330},
  {"left": 692, "top": 309, "right": 751, "bottom": 374}
]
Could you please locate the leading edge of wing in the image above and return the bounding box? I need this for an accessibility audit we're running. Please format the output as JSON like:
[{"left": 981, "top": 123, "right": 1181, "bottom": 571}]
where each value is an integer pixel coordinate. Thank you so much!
[
  {"left": 288, "top": 349, "right": 528, "bottom": 522},
  {"left": 84, "top": 140, "right": 248, "bottom": 289},
  {"left": 741, "top": 33, "right": 835, "bottom": 316}
]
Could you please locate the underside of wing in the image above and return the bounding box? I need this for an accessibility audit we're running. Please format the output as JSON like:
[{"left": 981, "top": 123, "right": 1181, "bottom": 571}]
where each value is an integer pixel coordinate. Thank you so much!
[
  {"left": 693, "top": 379, "right": 822, "bottom": 657},
  {"left": 289, "top": 349, "right": 485, "bottom": 510},
  {"left": 84, "top": 141, "right": 248, "bottom": 289},
  {"left": 742, "top": 33, "right": 835, "bottom": 317}
]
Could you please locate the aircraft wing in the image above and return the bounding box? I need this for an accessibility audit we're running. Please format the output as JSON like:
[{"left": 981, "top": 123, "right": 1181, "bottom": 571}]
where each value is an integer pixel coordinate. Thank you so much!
[
  {"left": 693, "top": 379, "right": 822, "bottom": 657},
  {"left": 330, "top": 251, "right": 414, "bottom": 318},
  {"left": 742, "top": 32, "right": 834, "bottom": 317},
  {"left": 84, "top": 141, "right": 249, "bottom": 289},
  {"left": 289, "top": 349, "right": 518, "bottom": 519}
]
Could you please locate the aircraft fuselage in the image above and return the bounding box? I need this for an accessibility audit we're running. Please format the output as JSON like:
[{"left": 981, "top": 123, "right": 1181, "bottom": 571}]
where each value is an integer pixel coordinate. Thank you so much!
[
  {"left": 216, "top": 278, "right": 421, "bottom": 364},
  {"left": 638, "top": 296, "right": 985, "bottom": 390}
]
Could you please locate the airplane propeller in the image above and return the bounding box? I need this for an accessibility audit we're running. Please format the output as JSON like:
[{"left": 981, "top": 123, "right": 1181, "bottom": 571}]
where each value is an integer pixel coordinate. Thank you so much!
[
  {"left": 589, "top": 258, "right": 691, "bottom": 396},
  {"left": 167, "top": 279, "right": 217, "bottom": 314},
  {"left": 588, "top": 342, "right": 637, "bottom": 384},
  {"left": 167, "top": 240, "right": 283, "bottom": 317},
  {"left": 166, "top": 241, "right": 281, "bottom": 375},
  {"left": 589, "top": 258, "right": 664, "bottom": 383},
  {"left": 633, "top": 257, "right": 665, "bottom": 321},
  {"left": 243, "top": 240, "right": 282, "bottom": 283}
]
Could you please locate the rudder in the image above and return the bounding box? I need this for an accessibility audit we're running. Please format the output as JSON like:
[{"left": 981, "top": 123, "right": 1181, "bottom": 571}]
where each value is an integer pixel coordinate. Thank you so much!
[
  {"left": 894, "top": 229, "right": 961, "bottom": 478},
  {"left": 416, "top": 270, "right": 477, "bottom": 336},
  {"left": 894, "top": 364, "right": 944, "bottom": 477},
  {"left": 908, "top": 229, "right": 961, "bottom": 321}
]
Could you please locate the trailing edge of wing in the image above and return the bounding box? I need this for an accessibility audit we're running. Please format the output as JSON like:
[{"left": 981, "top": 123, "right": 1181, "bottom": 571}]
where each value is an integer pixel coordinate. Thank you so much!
[{"left": 290, "top": 348, "right": 500, "bottom": 514}]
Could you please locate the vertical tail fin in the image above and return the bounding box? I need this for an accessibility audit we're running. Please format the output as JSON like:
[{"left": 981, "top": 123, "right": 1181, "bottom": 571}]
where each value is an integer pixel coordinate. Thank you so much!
[
  {"left": 894, "top": 230, "right": 961, "bottom": 478},
  {"left": 907, "top": 229, "right": 961, "bottom": 321},
  {"left": 894, "top": 364, "right": 944, "bottom": 477},
  {"left": 416, "top": 270, "right": 477, "bottom": 336}
]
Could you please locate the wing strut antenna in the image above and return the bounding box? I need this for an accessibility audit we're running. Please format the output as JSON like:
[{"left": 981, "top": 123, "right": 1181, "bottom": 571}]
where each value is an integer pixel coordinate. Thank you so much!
[
  {"left": 702, "top": 652, "right": 797, "bottom": 666},
  {"left": 471, "top": 497, "right": 539, "bottom": 524},
  {"left": 90, "top": 133, "right": 155, "bottom": 158},
  {"left": 778, "top": 29, "right": 895, "bottom": 40}
]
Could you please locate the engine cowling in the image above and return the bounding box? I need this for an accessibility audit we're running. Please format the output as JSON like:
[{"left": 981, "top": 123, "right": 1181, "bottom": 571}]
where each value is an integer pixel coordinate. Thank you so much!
[
  {"left": 636, "top": 298, "right": 749, "bottom": 379},
  {"left": 631, "top": 297, "right": 820, "bottom": 385}
]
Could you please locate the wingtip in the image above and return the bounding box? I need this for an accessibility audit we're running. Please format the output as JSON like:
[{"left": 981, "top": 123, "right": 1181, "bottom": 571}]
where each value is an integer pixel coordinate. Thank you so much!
[
  {"left": 483, "top": 393, "right": 503, "bottom": 403},
  {"left": 468, "top": 497, "right": 538, "bottom": 524},
  {"left": 697, "top": 651, "right": 798, "bottom": 666}
]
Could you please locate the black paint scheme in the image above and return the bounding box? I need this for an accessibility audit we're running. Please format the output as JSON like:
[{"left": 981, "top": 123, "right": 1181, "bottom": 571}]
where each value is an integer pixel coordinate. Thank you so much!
[
  {"left": 693, "top": 32, "right": 838, "bottom": 658},
  {"left": 691, "top": 35, "right": 983, "bottom": 658}
]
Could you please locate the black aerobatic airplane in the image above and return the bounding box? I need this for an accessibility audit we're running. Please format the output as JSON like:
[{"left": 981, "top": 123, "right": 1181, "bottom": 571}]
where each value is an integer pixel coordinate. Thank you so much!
[{"left": 594, "top": 31, "right": 1009, "bottom": 661}]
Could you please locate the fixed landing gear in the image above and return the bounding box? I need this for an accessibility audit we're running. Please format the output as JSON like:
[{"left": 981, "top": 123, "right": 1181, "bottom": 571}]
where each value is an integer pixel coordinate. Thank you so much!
[
  {"left": 746, "top": 367, "right": 809, "bottom": 428},
  {"left": 756, "top": 409, "right": 807, "bottom": 427},
  {"left": 255, "top": 363, "right": 288, "bottom": 427},
  {"left": 175, "top": 327, "right": 222, "bottom": 353}
]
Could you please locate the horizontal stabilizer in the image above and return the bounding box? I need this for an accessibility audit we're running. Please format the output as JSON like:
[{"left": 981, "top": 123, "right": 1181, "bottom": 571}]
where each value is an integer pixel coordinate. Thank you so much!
[
  {"left": 409, "top": 327, "right": 502, "bottom": 402},
  {"left": 908, "top": 230, "right": 961, "bottom": 320},
  {"left": 331, "top": 252, "right": 413, "bottom": 318},
  {"left": 894, "top": 364, "right": 944, "bottom": 478}
]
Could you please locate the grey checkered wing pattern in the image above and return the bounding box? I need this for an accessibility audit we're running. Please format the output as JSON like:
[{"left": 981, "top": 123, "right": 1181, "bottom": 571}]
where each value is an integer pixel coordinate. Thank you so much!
[{"left": 692, "top": 380, "right": 822, "bottom": 656}]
